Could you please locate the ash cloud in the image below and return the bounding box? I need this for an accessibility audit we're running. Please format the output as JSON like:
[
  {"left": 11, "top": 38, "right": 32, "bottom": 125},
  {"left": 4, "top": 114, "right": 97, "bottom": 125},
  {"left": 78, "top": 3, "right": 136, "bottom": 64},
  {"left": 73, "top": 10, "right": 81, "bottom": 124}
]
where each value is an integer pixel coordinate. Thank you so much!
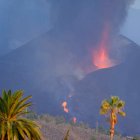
[
  {"left": 46, "top": 0, "right": 135, "bottom": 71},
  {"left": 49, "top": 0, "right": 135, "bottom": 45}
]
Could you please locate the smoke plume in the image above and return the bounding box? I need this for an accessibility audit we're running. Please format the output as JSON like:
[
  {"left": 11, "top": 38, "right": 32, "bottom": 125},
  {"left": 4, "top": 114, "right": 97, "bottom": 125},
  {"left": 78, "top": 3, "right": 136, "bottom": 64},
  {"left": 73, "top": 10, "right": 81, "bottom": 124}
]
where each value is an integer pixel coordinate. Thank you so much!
[
  {"left": 45, "top": 0, "right": 135, "bottom": 119},
  {"left": 49, "top": 0, "right": 134, "bottom": 46}
]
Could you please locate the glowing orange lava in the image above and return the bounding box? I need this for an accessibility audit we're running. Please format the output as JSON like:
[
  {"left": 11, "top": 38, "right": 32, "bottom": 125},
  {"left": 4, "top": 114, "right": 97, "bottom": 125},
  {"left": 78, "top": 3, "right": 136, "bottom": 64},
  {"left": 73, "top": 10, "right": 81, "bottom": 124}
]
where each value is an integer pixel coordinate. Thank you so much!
[
  {"left": 92, "top": 23, "right": 114, "bottom": 69},
  {"left": 93, "top": 47, "right": 113, "bottom": 69},
  {"left": 62, "top": 101, "right": 69, "bottom": 113},
  {"left": 73, "top": 117, "right": 77, "bottom": 124}
]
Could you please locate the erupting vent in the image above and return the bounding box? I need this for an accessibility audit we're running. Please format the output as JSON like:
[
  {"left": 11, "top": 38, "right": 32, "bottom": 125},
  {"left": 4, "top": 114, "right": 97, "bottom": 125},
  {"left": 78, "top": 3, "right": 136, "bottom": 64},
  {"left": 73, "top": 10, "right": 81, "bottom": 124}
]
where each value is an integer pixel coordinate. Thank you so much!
[
  {"left": 92, "top": 23, "right": 115, "bottom": 69},
  {"left": 93, "top": 47, "right": 114, "bottom": 69}
]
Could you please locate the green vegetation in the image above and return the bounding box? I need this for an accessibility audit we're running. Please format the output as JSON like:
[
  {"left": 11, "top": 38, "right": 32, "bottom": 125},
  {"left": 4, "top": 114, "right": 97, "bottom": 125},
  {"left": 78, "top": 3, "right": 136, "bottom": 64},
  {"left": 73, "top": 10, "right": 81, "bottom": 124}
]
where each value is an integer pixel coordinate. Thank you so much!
[
  {"left": 100, "top": 96, "right": 126, "bottom": 140},
  {"left": 0, "top": 90, "right": 41, "bottom": 140},
  {"left": 0, "top": 90, "right": 135, "bottom": 140}
]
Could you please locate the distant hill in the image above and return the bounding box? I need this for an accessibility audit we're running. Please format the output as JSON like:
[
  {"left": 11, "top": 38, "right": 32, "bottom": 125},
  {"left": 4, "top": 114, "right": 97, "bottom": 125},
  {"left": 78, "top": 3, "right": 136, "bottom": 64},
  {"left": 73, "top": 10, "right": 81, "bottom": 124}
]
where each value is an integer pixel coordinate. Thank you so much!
[
  {"left": 0, "top": 0, "right": 50, "bottom": 56},
  {"left": 0, "top": 32, "right": 140, "bottom": 135}
]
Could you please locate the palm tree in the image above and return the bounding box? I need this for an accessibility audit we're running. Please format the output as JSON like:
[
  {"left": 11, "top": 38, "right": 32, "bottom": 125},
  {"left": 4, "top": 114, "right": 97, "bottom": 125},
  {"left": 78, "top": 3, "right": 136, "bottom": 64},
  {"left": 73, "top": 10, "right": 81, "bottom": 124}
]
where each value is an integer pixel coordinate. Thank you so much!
[
  {"left": 0, "top": 90, "right": 41, "bottom": 140},
  {"left": 100, "top": 96, "right": 126, "bottom": 140}
]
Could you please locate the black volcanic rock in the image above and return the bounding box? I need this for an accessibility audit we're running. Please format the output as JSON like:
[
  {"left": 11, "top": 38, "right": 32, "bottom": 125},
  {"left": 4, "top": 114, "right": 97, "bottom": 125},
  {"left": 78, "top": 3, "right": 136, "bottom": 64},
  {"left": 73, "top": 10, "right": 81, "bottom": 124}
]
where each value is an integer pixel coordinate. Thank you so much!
[
  {"left": 72, "top": 44, "right": 140, "bottom": 135},
  {"left": 0, "top": 0, "right": 49, "bottom": 56},
  {"left": 0, "top": 31, "right": 85, "bottom": 114},
  {"left": 0, "top": 33, "right": 139, "bottom": 135}
]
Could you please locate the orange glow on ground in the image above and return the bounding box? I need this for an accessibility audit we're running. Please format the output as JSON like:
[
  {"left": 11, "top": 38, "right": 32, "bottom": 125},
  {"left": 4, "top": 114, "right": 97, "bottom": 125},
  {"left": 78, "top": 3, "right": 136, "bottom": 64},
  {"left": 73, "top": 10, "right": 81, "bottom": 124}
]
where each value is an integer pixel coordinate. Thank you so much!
[
  {"left": 73, "top": 117, "right": 77, "bottom": 124},
  {"left": 62, "top": 101, "right": 69, "bottom": 113}
]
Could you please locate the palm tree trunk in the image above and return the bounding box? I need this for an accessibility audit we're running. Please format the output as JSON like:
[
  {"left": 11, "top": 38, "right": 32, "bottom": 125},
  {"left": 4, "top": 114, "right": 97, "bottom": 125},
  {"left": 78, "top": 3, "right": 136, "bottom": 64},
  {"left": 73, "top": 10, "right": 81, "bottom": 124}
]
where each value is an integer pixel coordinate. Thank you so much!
[
  {"left": 8, "top": 122, "right": 10, "bottom": 140},
  {"left": 110, "top": 112, "right": 115, "bottom": 140},
  {"left": 110, "top": 130, "right": 114, "bottom": 140}
]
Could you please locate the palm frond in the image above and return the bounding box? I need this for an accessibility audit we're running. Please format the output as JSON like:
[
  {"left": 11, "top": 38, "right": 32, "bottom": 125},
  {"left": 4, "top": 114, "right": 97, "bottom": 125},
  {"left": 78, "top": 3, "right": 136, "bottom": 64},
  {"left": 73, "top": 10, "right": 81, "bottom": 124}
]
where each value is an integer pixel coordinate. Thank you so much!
[
  {"left": 118, "top": 111, "right": 126, "bottom": 117},
  {"left": 0, "top": 90, "right": 41, "bottom": 140}
]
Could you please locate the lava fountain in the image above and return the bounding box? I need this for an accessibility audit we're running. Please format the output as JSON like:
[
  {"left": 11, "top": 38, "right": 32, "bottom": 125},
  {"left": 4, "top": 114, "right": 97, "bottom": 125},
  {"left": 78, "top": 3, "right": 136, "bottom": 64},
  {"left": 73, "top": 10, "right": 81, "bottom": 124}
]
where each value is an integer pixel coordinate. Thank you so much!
[{"left": 92, "top": 23, "right": 115, "bottom": 69}]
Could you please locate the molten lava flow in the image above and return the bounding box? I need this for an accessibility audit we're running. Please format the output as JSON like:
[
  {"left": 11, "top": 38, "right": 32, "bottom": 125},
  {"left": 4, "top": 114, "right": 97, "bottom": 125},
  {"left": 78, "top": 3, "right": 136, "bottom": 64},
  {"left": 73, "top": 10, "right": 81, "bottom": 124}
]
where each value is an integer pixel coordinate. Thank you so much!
[
  {"left": 61, "top": 100, "right": 78, "bottom": 124},
  {"left": 73, "top": 117, "right": 77, "bottom": 124},
  {"left": 92, "top": 23, "right": 114, "bottom": 69},
  {"left": 62, "top": 101, "right": 69, "bottom": 113}
]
